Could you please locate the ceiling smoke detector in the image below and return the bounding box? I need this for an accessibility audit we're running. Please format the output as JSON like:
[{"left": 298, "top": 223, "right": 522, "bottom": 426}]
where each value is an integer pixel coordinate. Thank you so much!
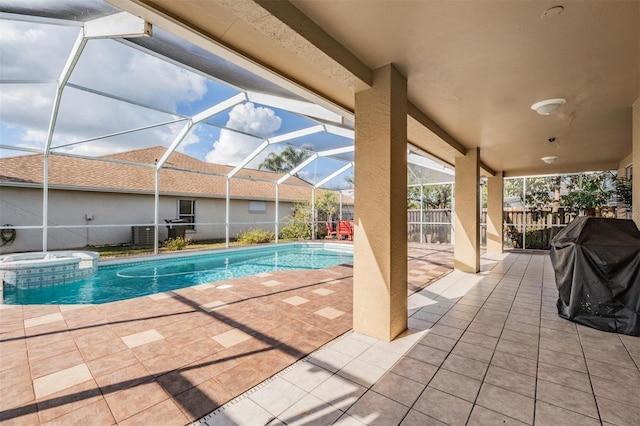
[
  {"left": 541, "top": 156, "right": 558, "bottom": 164},
  {"left": 531, "top": 98, "right": 566, "bottom": 115}
]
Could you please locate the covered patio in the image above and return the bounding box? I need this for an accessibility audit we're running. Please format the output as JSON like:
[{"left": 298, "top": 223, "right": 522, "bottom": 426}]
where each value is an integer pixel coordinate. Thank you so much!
[{"left": 1, "top": 0, "right": 639, "bottom": 425}]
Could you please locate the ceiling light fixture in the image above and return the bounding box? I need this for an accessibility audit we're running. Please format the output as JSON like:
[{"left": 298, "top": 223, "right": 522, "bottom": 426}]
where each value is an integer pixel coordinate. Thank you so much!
[
  {"left": 531, "top": 98, "right": 566, "bottom": 115},
  {"left": 541, "top": 156, "right": 558, "bottom": 164}
]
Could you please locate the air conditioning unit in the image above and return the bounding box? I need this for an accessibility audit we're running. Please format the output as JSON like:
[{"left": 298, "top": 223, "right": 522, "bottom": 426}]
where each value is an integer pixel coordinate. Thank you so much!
[{"left": 131, "top": 226, "right": 154, "bottom": 246}]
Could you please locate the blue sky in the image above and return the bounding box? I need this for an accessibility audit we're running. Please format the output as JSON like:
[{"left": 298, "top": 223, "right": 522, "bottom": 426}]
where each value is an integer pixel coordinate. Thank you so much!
[{"left": 0, "top": 14, "right": 355, "bottom": 188}]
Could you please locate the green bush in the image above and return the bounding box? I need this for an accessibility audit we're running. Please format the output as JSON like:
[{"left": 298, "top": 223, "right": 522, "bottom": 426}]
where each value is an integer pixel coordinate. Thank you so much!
[
  {"left": 279, "top": 221, "right": 311, "bottom": 240},
  {"left": 237, "top": 228, "right": 275, "bottom": 244},
  {"left": 163, "top": 235, "right": 190, "bottom": 251}
]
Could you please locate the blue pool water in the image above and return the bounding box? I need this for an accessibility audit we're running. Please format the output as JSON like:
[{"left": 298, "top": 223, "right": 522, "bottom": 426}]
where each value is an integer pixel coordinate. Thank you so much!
[{"left": 2, "top": 243, "right": 353, "bottom": 305}]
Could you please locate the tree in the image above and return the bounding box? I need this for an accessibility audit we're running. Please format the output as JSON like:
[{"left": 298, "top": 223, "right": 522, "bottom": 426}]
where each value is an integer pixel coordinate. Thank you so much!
[
  {"left": 259, "top": 145, "right": 311, "bottom": 174},
  {"left": 316, "top": 191, "right": 338, "bottom": 222}
]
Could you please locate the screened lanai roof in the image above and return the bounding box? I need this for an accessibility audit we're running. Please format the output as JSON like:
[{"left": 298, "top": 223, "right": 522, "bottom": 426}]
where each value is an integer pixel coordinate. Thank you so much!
[{"left": 0, "top": 0, "right": 453, "bottom": 192}]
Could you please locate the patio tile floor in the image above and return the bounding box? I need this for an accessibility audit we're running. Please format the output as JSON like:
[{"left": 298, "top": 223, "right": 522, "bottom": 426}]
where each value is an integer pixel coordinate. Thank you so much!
[{"left": 2, "top": 244, "right": 639, "bottom": 425}]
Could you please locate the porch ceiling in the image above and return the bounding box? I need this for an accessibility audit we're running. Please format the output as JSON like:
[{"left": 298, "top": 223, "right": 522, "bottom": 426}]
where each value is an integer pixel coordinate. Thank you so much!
[{"left": 110, "top": 0, "right": 639, "bottom": 177}]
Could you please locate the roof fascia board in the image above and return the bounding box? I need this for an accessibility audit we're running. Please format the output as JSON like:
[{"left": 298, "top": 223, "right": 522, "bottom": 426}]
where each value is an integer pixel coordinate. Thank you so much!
[
  {"left": 254, "top": 0, "right": 372, "bottom": 88},
  {"left": 407, "top": 102, "right": 466, "bottom": 157}
]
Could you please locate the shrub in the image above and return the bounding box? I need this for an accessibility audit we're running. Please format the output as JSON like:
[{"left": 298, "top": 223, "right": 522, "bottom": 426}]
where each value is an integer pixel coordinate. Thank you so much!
[
  {"left": 163, "top": 235, "right": 190, "bottom": 251},
  {"left": 237, "top": 228, "right": 275, "bottom": 244}
]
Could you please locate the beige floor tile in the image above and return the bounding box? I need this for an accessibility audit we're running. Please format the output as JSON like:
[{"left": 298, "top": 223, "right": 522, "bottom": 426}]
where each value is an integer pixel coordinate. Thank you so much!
[
  {"left": 211, "top": 329, "right": 252, "bottom": 348},
  {"left": 476, "top": 383, "right": 534, "bottom": 424},
  {"left": 121, "top": 329, "right": 164, "bottom": 348},
  {"left": 315, "top": 307, "right": 345, "bottom": 319},
  {"left": 249, "top": 377, "right": 307, "bottom": 417},
  {"left": 399, "top": 409, "right": 447, "bottom": 426},
  {"left": 484, "top": 365, "right": 536, "bottom": 398},
  {"left": 390, "top": 357, "right": 438, "bottom": 385},
  {"left": 590, "top": 375, "right": 640, "bottom": 407},
  {"left": 413, "top": 386, "right": 473, "bottom": 426},
  {"left": 346, "top": 390, "right": 409, "bottom": 425},
  {"left": 33, "top": 363, "right": 92, "bottom": 399},
  {"left": 199, "top": 300, "right": 229, "bottom": 311},
  {"left": 312, "top": 288, "right": 335, "bottom": 296},
  {"left": 311, "top": 374, "right": 367, "bottom": 411},
  {"left": 337, "top": 358, "right": 387, "bottom": 388},
  {"left": 262, "top": 280, "right": 283, "bottom": 287},
  {"left": 24, "top": 313, "right": 64, "bottom": 329},
  {"left": 597, "top": 396, "right": 640, "bottom": 426},
  {"left": 429, "top": 368, "right": 482, "bottom": 402},
  {"left": 371, "top": 372, "right": 424, "bottom": 407},
  {"left": 537, "top": 362, "right": 592, "bottom": 394},
  {"left": 441, "top": 353, "right": 488, "bottom": 381},
  {"left": 467, "top": 405, "right": 528, "bottom": 426},
  {"left": 405, "top": 344, "right": 449, "bottom": 367},
  {"left": 282, "top": 296, "right": 310, "bottom": 306},
  {"left": 534, "top": 401, "right": 601, "bottom": 426},
  {"left": 279, "top": 393, "right": 343, "bottom": 426},
  {"left": 536, "top": 379, "right": 599, "bottom": 419}
]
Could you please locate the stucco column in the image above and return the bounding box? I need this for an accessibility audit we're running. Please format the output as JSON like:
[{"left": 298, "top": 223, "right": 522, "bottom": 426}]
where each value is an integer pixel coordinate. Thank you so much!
[
  {"left": 633, "top": 98, "right": 639, "bottom": 228},
  {"left": 353, "top": 64, "right": 408, "bottom": 341},
  {"left": 454, "top": 148, "right": 480, "bottom": 272},
  {"left": 486, "top": 171, "right": 504, "bottom": 254}
]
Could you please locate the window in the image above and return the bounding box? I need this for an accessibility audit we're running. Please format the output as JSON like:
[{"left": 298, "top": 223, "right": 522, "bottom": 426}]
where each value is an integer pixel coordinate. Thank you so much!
[
  {"left": 178, "top": 199, "right": 195, "bottom": 230},
  {"left": 249, "top": 201, "right": 267, "bottom": 214}
]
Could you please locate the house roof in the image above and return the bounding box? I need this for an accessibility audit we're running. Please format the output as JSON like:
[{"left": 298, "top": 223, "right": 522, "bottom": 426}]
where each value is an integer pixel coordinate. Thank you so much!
[{"left": 0, "top": 146, "right": 352, "bottom": 203}]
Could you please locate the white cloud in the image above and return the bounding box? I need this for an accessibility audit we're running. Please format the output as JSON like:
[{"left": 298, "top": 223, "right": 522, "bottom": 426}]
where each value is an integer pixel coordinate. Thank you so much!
[
  {"left": 0, "top": 20, "right": 209, "bottom": 157},
  {"left": 205, "top": 102, "right": 282, "bottom": 166}
]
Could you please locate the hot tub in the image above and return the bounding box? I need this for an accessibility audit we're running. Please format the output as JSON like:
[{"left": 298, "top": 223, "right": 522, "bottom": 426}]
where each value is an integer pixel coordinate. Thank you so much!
[{"left": 0, "top": 251, "right": 99, "bottom": 289}]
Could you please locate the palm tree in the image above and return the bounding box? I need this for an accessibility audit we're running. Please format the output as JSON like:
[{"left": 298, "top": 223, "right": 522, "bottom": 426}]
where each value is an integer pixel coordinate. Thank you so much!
[{"left": 259, "top": 146, "right": 311, "bottom": 173}]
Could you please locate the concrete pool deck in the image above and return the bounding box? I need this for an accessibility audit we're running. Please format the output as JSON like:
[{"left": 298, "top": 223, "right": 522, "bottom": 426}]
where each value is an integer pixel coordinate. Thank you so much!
[
  {"left": 2, "top": 244, "right": 638, "bottom": 425},
  {"left": 0, "top": 244, "right": 453, "bottom": 424}
]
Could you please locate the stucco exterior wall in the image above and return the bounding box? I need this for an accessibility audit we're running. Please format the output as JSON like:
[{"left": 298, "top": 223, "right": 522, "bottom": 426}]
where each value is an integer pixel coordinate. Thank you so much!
[{"left": 0, "top": 187, "right": 297, "bottom": 253}]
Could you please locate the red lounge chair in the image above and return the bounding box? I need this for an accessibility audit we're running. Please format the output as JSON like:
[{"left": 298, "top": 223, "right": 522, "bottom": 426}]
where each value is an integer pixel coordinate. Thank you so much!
[
  {"left": 325, "top": 221, "right": 337, "bottom": 239},
  {"left": 337, "top": 220, "right": 353, "bottom": 241}
]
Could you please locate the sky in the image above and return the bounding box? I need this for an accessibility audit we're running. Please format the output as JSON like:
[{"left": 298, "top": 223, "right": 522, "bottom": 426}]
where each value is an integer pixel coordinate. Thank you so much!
[{"left": 0, "top": 13, "right": 356, "bottom": 189}]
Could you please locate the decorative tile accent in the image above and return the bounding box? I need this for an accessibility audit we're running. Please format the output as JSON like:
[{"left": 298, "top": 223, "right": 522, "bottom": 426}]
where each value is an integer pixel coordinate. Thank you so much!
[
  {"left": 315, "top": 307, "right": 345, "bottom": 320},
  {"left": 199, "top": 300, "right": 228, "bottom": 311},
  {"left": 121, "top": 329, "right": 164, "bottom": 348},
  {"left": 33, "top": 363, "right": 92, "bottom": 399},
  {"left": 261, "top": 280, "right": 282, "bottom": 287},
  {"left": 192, "top": 283, "right": 214, "bottom": 291},
  {"left": 148, "top": 292, "right": 171, "bottom": 300},
  {"left": 24, "top": 312, "right": 64, "bottom": 328},
  {"left": 312, "top": 288, "right": 335, "bottom": 296},
  {"left": 283, "top": 296, "right": 309, "bottom": 306},
  {"left": 212, "top": 329, "right": 252, "bottom": 348}
]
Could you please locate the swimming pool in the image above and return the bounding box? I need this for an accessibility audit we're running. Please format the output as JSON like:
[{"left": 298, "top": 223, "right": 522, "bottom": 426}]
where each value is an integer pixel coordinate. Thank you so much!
[{"left": 1, "top": 243, "right": 353, "bottom": 305}]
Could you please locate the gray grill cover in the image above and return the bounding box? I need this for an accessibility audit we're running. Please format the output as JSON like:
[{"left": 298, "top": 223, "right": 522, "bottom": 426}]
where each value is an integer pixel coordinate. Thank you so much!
[{"left": 550, "top": 217, "right": 640, "bottom": 336}]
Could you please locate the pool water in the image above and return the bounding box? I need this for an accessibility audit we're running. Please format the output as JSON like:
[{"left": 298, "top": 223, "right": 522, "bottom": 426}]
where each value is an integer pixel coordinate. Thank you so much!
[{"left": 2, "top": 244, "right": 353, "bottom": 305}]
